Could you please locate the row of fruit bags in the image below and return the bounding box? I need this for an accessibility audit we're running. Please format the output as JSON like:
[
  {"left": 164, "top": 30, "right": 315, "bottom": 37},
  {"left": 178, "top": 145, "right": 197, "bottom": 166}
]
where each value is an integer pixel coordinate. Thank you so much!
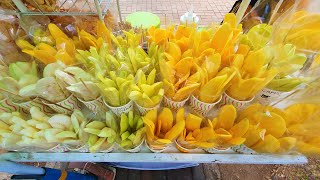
[
  {"left": 0, "top": 98, "right": 319, "bottom": 155},
  {"left": 0, "top": 1, "right": 319, "bottom": 155}
]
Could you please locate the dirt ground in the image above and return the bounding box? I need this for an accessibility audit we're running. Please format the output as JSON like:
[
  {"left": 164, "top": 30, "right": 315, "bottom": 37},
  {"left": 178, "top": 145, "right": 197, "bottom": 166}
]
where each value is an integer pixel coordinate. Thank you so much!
[{"left": 216, "top": 158, "right": 320, "bottom": 180}]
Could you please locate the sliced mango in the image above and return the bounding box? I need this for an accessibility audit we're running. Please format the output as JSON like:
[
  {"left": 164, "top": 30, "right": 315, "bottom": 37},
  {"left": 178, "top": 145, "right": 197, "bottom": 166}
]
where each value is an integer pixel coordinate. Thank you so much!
[
  {"left": 216, "top": 105, "right": 237, "bottom": 130},
  {"left": 185, "top": 114, "right": 202, "bottom": 132}
]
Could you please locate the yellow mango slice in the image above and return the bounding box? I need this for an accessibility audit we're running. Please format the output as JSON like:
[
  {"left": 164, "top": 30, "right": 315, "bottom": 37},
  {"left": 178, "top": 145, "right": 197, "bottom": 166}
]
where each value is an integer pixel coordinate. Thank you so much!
[
  {"left": 173, "top": 83, "right": 200, "bottom": 102},
  {"left": 181, "top": 49, "right": 193, "bottom": 59},
  {"left": 100, "top": 87, "right": 120, "bottom": 107},
  {"left": 22, "top": 49, "right": 35, "bottom": 56},
  {"left": 238, "top": 104, "right": 263, "bottom": 122},
  {"left": 195, "top": 127, "right": 215, "bottom": 142},
  {"left": 227, "top": 77, "right": 265, "bottom": 101},
  {"left": 251, "top": 134, "right": 280, "bottom": 153},
  {"left": 153, "top": 139, "right": 172, "bottom": 145},
  {"left": 147, "top": 69, "right": 156, "bottom": 85},
  {"left": 211, "top": 23, "right": 232, "bottom": 51},
  {"left": 197, "top": 41, "right": 211, "bottom": 57},
  {"left": 211, "top": 118, "right": 218, "bottom": 129},
  {"left": 215, "top": 128, "right": 233, "bottom": 142},
  {"left": 200, "top": 48, "right": 215, "bottom": 58},
  {"left": 55, "top": 49, "right": 74, "bottom": 65},
  {"left": 97, "top": 20, "right": 112, "bottom": 45},
  {"left": 228, "top": 137, "right": 246, "bottom": 146},
  {"left": 174, "top": 71, "right": 190, "bottom": 89},
  {"left": 48, "top": 23, "right": 69, "bottom": 41},
  {"left": 199, "top": 75, "right": 228, "bottom": 103},
  {"left": 193, "top": 64, "right": 207, "bottom": 89},
  {"left": 296, "top": 141, "right": 320, "bottom": 156},
  {"left": 147, "top": 26, "right": 155, "bottom": 36},
  {"left": 141, "top": 93, "right": 156, "bottom": 108},
  {"left": 186, "top": 72, "right": 201, "bottom": 85},
  {"left": 143, "top": 109, "right": 157, "bottom": 125},
  {"left": 164, "top": 119, "right": 185, "bottom": 140},
  {"left": 192, "top": 129, "right": 201, "bottom": 139},
  {"left": 202, "top": 53, "right": 221, "bottom": 79},
  {"left": 144, "top": 118, "right": 156, "bottom": 142},
  {"left": 229, "top": 118, "right": 249, "bottom": 137},
  {"left": 207, "top": 119, "right": 213, "bottom": 128},
  {"left": 176, "top": 108, "right": 185, "bottom": 123},
  {"left": 185, "top": 114, "right": 202, "bottom": 131},
  {"left": 278, "top": 137, "right": 296, "bottom": 152},
  {"left": 16, "top": 39, "right": 35, "bottom": 50},
  {"left": 241, "top": 49, "right": 265, "bottom": 78},
  {"left": 231, "top": 54, "right": 244, "bottom": 70},
  {"left": 164, "top": 53, "right": 177, "bottom": 66},
  {"left": 185, "top": 132, "right": 195, "bottom": 141},
  {"left": 224, "top": 13, "right": 237, "bottom": 28},
  {"left": 175, "top": 57, "right": 193, "bottom": 78},
  {"left": 37, "top": 43, "right": 57, "bottom": 55},
  {"left": 216, "top": 105, "right": 237, "bottom": 130},
  {"left": 199, "top": 30, "right": 210, "bottom": 43},
  {"left": 285, "top": 104, "right": 319, "bottom": 126},
  {"left": 236, "top": 44, "right": 250, "bottom": 56},
  {"left": 259, "top": 112, "right": 286, "bottom": 138},
  {"left": 33, "top": 49, "right": 56, "bottom": 64},
  {"left": 176, "top": 37, "right": 189, "bottom": 53},
  {"left": 244, "top": 126, "right": 266, "bottom": 147},
  {"left": 56, "top": 38, "right": 75, "bottom": 56},
  {"left": 167, "top": 42, "right": 181, "bottom": 62},
  {"left": 153, "top": 28, "right": 167, "bottom": 45},
  {"left": 159, "top": 108, "right": 173, "bottom": 133},
  {"left": 159, "top": 59, "right": 175, "bottom": 84},
  {"left": 176, "top": 25, "right": 192, "bottom": 39},
  {"left": 81, "top": 36, "right": 97, "bottom": 48},
  {"left": 140, "top": 84, "right": 155, "bottom": 97},
  {"left": 253, "top": 68, "right": 278, "bottom": 95},
  {"left": 155, "top": 116, "right": 162, "bottom": 137}
]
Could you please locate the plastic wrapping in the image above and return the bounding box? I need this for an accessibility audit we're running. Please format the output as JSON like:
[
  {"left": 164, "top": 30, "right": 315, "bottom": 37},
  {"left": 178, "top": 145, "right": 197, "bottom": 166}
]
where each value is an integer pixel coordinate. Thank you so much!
[
  {"left": 240, "top": 0, "right": 308, "bottom": 31},
  {"left": 0, "top": 15, "right": 30, "bottom": 64},
  {"left": 271, "top": 1, "right": 320, "bottom": 53}
]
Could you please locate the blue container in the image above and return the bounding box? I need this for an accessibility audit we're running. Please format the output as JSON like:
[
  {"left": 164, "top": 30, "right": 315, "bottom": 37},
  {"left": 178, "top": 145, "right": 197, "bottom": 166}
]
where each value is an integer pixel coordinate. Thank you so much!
[{"left": 40, "top": 168, "right": 97, "bottom": 180}]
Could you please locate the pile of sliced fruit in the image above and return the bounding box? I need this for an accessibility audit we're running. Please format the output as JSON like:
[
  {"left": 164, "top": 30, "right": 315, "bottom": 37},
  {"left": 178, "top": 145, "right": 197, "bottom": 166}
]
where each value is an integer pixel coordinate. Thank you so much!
[{"left": 0, "top": 107, "right": 86, "bottom": 149}]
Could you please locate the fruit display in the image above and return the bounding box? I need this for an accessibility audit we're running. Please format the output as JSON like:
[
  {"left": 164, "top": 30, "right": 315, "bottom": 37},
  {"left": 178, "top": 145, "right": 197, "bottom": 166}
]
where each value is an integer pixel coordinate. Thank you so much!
[
  {"left": 237, "top": 103, "right": 320, "bottom": 155},
  {"left": 0, "top": 2, "right": 319, "bottom": 159},
  {"left": 0, "top": 107, "right": 86, "bottom": 150},
  {"left": 0, "top": 61, "right": 39, "bottom": 101},
  {"left": 264, "top": 44, "right": 307, "bottom": 92},
  {"left": 175, "top": 105, "right": 249, "bottom": 150},
  {"left": 130, "top": 69, "right": 164, "bottom": 108},
  {"left": 143, "top": 108, "right": 185, "bottom": 149},
  {"left": 226, "top": 48, "right": 278, "bottom": 101},
  {"left": 97, "top": 71, "right": 134, "bottom": 107},
  {"left": 119, "top": 111, "right": 145, "bottom": 150},
  {"left": 84, "top": 112, "right": 118, "bottom": 152}
]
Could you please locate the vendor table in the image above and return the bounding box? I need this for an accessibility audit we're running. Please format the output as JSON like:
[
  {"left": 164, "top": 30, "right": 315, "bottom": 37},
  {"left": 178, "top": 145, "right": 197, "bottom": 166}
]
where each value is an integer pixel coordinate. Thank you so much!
[{"left": 0, "top": 153, "right": 307, "bottom": 164}]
